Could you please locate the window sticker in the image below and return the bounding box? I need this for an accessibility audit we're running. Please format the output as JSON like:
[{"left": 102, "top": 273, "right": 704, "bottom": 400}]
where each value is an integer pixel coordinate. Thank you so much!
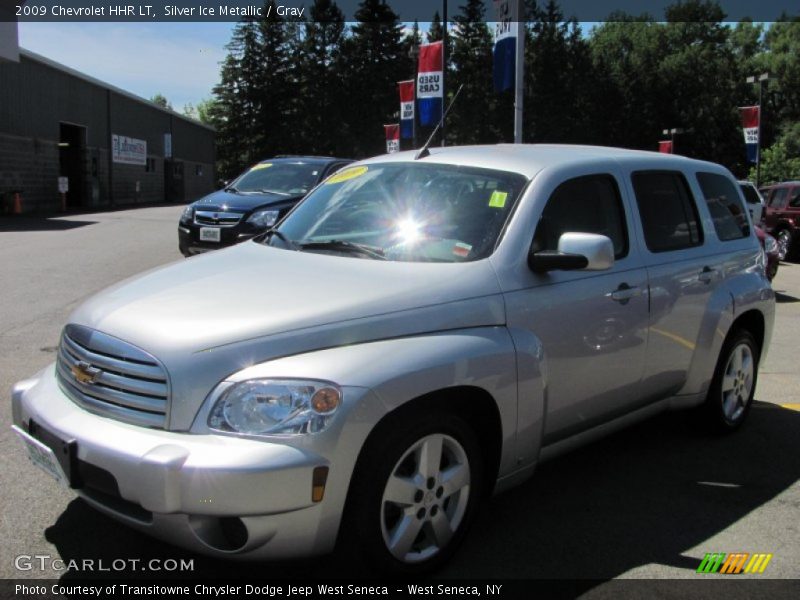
[
  {"left": 453, "top": 242, "right": 472, "bottom": 258},
  {"left": 325, "top": 166, "right": 368, "bottom": 185},
  {"left": 250, "top": 163, "right": 272, "bottom": 171},
  {"left": 488, "top": 190, "right": 508, "bottom": 208}
]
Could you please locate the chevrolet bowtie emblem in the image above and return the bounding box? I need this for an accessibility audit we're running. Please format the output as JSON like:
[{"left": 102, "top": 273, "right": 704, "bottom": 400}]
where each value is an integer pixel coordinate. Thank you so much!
[{"left": 71, "top": 360, "right": 101, "bottom": 385}]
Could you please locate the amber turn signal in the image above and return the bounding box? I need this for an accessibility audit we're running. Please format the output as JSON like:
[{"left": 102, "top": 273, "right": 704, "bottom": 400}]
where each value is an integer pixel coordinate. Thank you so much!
[
  {"left": 311, "top": 387, "right": 340, "bottom": 414},
  {"left": 312, "top": 466, "right": 329, "bottom": 502}
]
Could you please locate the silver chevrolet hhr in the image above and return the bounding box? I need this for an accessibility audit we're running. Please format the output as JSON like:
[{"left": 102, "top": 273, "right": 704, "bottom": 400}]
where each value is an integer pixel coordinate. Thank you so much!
[{"left": 12, "top": 145, "right": 774, "bottom": 573}]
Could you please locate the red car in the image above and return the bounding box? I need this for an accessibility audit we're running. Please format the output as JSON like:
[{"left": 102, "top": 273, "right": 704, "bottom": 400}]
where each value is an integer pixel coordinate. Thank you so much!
[
  {"left": 760, "top": 181, "right": 800, "bottom": 261},
  {"left": 755, "top": 225, "right": 779, "bottom": 281}
]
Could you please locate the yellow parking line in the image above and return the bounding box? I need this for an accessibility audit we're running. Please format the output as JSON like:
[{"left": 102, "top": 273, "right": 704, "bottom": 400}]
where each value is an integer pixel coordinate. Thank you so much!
[
  {"left": 650, "top": 327, "right": 696, "bottom": 350},
  {"left": 780, "top": 403, "right": 800, "bottom": 412}
]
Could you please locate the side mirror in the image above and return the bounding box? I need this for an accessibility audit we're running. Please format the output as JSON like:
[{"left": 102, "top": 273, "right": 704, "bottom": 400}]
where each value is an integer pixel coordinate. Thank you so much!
[{"left": 529, "top": 232, "right": 614, "bottom": 273}]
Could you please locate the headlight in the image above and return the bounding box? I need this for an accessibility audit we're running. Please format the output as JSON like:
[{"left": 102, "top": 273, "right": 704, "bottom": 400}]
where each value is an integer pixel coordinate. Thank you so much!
[
  {"left": 765, "top": 234, "right": 778, "bottom": 254},
  {"left": 208, "top": 379, "right": 341, "bottom": 436},
  {"left": 247, "top": 209, "right": 280, "bottom": 228},
  {"left": 180, "top": 204, "right": 194, "bottom": 223}
]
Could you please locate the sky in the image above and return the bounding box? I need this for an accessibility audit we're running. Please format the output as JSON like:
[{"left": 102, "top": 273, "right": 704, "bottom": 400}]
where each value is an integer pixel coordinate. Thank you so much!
[{"left": 18, "top": 22, "right": 235, "bottom": 111}]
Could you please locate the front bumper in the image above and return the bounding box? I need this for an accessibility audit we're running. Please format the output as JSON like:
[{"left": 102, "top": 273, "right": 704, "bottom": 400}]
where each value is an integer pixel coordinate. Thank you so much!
[{"left": 11, "top": 365, "right": 347, "bottom": 559}]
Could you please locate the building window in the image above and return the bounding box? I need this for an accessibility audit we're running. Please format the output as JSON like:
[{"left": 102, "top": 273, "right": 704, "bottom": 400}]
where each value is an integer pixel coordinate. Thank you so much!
[
  {"left": 195, "top": 164, "right": 203, "bottom": 177},
  {"left": 145, "top": 158, "right": 156, "bottom": 172}
]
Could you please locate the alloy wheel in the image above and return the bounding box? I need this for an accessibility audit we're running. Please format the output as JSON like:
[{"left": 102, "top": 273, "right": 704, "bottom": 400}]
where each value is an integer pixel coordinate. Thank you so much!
[
  {"left": 380, "top": 433, "right": 471, "bottom": 563},
  {"left": 720, "top": 342, "right": 754, "bottom": 424}
]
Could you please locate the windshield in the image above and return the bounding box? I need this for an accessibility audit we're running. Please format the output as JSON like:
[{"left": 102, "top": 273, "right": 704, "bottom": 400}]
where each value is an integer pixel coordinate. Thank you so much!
[
  {"left": 268, "top": 163, "right": 527, "bottom": 262},
  {"left": 231, "top": 162, "right": 323, "bottom": 195}
]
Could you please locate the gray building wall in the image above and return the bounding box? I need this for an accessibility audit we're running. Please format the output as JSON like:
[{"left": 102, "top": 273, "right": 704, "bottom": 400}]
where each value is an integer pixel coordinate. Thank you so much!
[
  {"left": 0, "top": 3, "right": 19, "bottom": 63},
  {"left": 0, "top": 50, "right": 215, "bottom": 214}
]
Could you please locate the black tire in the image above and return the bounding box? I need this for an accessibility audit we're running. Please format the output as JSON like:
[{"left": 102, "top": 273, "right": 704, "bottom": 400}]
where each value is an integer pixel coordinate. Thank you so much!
[
  {"left": 703, "top": 329, "right": 760, "bottom": 432},
  {"left": 345, "top": 410, "right": 484, "bottom": 575}
]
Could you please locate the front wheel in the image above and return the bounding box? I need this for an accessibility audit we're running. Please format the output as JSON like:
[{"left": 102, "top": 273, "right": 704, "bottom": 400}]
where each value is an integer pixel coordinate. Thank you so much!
[
  {"left": 703, "top": 329, "right": 759, "bottom": 431},
  {"left": 347, "top": 412, "right": 484, "bottom": 574}
]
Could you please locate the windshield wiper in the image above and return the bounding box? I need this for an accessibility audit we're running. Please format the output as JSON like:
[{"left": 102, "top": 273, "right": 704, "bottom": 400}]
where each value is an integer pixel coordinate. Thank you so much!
[
  {"left": 224, "top": 186, "right": 241, "bottom": 194},
  {"left": 262, "top": 229, "right": 298, "bottom": 250},
  {"left": 259, "top": 189, "right": 293, "bottom": 196},
  {"left": 297, "top": 239, "right": 386, "bottom": 260}
]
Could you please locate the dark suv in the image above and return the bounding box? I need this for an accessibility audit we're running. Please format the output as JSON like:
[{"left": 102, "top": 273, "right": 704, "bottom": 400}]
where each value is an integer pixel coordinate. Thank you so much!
[
  {"left": 178, "top": 156, "right": 352, "bottom": 256},
  {"left": 761, "top": 181, "right": 800, "bottom": 260}
]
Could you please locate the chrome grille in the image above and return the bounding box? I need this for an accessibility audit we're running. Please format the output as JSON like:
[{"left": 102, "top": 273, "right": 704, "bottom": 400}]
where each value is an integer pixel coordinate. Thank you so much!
[
  {"left": 56, "top": 325, "right": 169, "bottom": 429},
  {"left": 194, "top": 210, "right": 242, "bottom": 227}
]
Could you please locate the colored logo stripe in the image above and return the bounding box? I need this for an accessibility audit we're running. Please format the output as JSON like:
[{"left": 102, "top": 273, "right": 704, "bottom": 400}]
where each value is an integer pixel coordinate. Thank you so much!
[
  {"left": 697, "top": 553, "right": 726, "bottom": 573},
  {"left": 720, "top": 553, "right": 749, "bottom": 574},
  {"left": 697, "top": 553, "right": 773, "bottom": 574},
  {"left": 744, "top": 554, "right": 773, "bottom": 573}
]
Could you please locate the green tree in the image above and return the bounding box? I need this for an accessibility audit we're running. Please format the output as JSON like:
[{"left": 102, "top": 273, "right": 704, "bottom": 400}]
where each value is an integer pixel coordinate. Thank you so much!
[
  {"left": 749, "top": 140, "right": 800, "bottom": 184},
  {"left": 207, "top": 16, "right": 262, "bottom": 178},
  {"left": 449, "top": 0, "right": 498, "bottom": 144},
  {"left": 297, "top": 0, "right": 347, "bottom": 156},
  {"left": 340, "top": 0, "right": 409, "bottom": 157},
  {"left": 524, "top": 1, "right": 597, "bottom": 143},
  {"left": 255, "top": 0, "right": 302, "bottom": 157},
  {"left": 427, "top": 11, "right": 444, "bottom": 43},
  {"left": 150, "top": 93, "right": 172, "bottom": 110}
]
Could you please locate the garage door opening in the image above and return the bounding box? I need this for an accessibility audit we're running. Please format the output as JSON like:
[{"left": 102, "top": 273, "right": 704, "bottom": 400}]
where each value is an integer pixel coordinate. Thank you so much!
[{"left": 59, "top": 123, "right": 86, "bottom": 209}]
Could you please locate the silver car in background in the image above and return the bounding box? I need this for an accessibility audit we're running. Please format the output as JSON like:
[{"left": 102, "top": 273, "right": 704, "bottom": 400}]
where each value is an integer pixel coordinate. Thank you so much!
[{"left": 12, "top": 145, "right": 774, "bottom": 573}]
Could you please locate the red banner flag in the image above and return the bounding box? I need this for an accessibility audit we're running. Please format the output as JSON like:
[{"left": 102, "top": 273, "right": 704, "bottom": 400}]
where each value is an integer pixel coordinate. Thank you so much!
[
  {"left": 739, "top": 106, "right": 760, "bottom": 163},
  {"left": 658, "top": 140, "right": 673, "bottom": 154},
  {"left": 398, "top": 80, "right": 415, "bottom": 139},
  {"left": 417, "top": 41, "right": 443, "bottom": 126},
  {"left": 384, "top": 124, "right": 400, "bottom": 154}
]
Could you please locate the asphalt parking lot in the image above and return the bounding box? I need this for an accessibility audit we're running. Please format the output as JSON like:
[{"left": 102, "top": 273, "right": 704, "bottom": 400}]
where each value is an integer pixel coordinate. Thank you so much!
[{"left": 1, "top": 205, "right": 799, "bottom": 587}]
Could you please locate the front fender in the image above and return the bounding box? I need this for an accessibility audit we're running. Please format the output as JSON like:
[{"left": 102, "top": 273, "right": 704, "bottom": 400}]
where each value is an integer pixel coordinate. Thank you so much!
[{"left": 222, "top": 326, "right": 521, "bottom": 478}]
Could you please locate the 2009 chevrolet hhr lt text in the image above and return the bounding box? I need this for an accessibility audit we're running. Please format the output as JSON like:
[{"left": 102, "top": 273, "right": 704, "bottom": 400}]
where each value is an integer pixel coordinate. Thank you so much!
[{"left": 12, "top": 145, "right": 774, "bottom": 573}]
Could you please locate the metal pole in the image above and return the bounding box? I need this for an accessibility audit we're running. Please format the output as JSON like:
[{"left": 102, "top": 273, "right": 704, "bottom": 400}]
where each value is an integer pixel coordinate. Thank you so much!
[
  {"left": 756, "top": 79, "right": 763, "bottom": 188},
  {"left": 413, "top": 83, "right": 418, "bottom": 150},
  {"left": 441, "top": 0, "right": 447, "bottom": 147},
  {"left": 107, "top": 89, "right": 114, "bottom": 207},
  {"left": 513, "top": 1, "right": 524, "bottom": 144}
]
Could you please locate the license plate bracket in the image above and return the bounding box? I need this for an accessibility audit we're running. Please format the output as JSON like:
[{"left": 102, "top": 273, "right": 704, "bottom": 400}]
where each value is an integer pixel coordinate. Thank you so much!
[
  {"left": 199, "top": 227, "right": 221, "bottom": 242},
  {"left": 12, "top": 421, "right": 79, "bottom": 488}
]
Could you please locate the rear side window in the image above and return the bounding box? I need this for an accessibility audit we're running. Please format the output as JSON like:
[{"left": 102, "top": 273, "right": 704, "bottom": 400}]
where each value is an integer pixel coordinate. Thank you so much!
[
  {"left": 697, "top": 173, "right": 750, "bottom": 241},
  {"left": 789, "top": 187, "right": 800, "bottom": 208},
  {"left": 739, "top": 184, "right": 761, "bottom": 205},
  {"left": 533, "top": 174, "right": 628, "bottom": 259},
  {"left": 769, "top": 188, "right": 788, "bottom": 209},
  {"left": 632, "top": 171, "right": 702, "bottom": 253}
]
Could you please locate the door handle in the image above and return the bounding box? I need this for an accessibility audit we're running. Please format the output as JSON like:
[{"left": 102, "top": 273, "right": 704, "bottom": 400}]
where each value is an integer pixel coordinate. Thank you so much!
[
  {"left": 699, "top": 266, "right": 719, "bottom": 284},
  {"left": 608, "top": 283, "right": 641, "bottom": 305}
]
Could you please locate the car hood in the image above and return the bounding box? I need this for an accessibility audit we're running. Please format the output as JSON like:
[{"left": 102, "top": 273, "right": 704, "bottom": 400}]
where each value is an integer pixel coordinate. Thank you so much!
[
  {"left": 68, "top": 242, "right": 506, "bottom": 429},
  {"left": 193, "top": 188, "right": 302, "bottom": 212}
]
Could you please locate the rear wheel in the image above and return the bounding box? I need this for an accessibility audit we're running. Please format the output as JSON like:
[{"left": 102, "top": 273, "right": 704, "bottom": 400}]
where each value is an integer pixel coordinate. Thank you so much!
[
  {"left": 703, "top": 329, "right": 759, "bottom": 431},
  {"left": 775, "top": 229, "right": 792, "bottom": 261},
  {"left": 347, "top": 411, "right": 483, "bottom": 574}
]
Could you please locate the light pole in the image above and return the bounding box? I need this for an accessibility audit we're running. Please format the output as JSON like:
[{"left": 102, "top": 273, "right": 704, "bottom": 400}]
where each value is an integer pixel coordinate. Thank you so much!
[{"left": 746, "top": 72, "right": 770, "bottom": 188}]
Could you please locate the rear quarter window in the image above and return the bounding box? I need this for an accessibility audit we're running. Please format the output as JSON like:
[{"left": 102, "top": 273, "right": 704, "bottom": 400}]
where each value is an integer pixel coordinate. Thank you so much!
[
  {"left": 697, "top": 173, "right": 750, "bottom": 241},
  {"left": 631, "top": 171, "right": 703, "bottom": 253}
]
